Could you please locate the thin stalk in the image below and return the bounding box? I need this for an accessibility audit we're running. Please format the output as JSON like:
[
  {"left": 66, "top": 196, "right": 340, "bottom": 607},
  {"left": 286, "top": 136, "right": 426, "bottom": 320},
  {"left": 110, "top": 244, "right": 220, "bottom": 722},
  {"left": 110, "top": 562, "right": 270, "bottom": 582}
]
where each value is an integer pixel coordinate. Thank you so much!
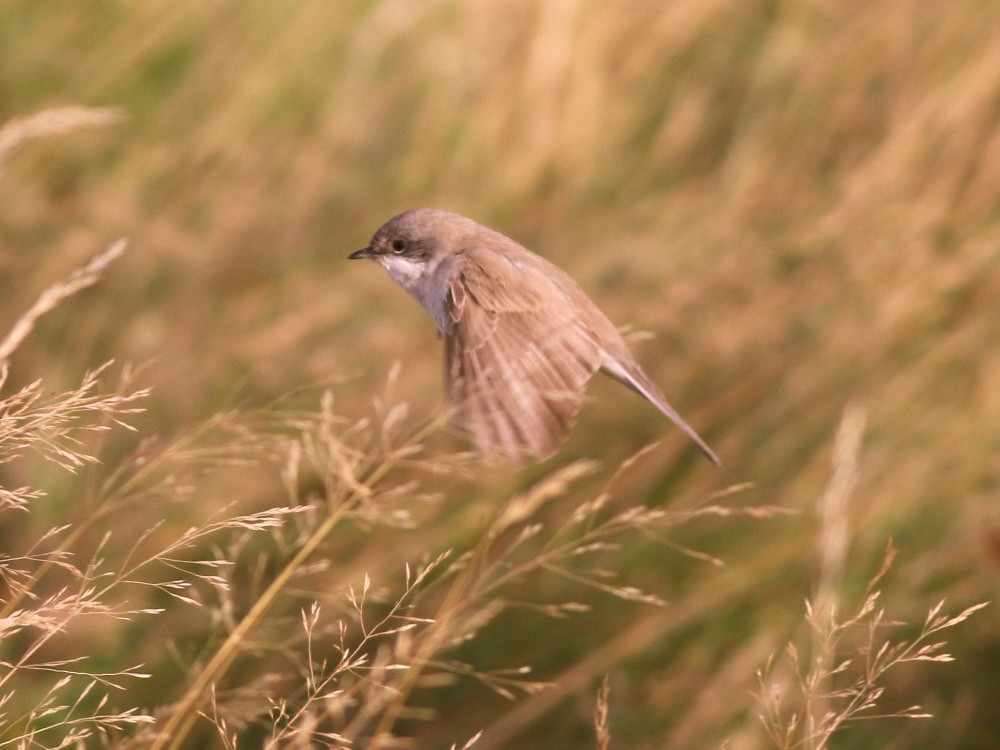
[
  {"left": 152, "top": 495, "right": 357, "bottom": 750},
  {"left": 149, "top": 418, "right": 441, "bottom": 750}
]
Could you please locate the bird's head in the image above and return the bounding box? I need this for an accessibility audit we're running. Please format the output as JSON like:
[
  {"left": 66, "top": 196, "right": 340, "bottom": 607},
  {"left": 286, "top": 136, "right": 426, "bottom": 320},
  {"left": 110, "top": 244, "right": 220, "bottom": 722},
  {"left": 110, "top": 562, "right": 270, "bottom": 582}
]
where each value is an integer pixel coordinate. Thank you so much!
[{"left": 349, "top": 208, "right": 479, "bottom": 291}]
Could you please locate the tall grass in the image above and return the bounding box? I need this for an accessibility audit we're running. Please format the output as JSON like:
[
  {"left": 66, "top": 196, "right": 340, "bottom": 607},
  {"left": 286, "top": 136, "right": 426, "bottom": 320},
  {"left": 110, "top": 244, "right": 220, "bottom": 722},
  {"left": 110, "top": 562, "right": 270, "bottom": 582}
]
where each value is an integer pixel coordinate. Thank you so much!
[
  {"left": 1, "top": 1, "right": 997, "bottom": 747},
  {"left": 755, "top": 409, "right": 988, "bottom": 750},
  {"left": 0, "top": 218, "right": 787, "bottom": 747},
  {"left": 0, "top": 251, "right": 981, "bottom": 747}
]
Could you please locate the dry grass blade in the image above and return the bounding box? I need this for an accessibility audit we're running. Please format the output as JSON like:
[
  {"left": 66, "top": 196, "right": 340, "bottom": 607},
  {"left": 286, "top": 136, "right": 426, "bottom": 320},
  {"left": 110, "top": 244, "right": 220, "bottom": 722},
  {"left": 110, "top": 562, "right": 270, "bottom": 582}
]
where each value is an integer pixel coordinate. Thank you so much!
[
  {"left": 808, "top": 405, "right": 865, "bottom": 744},
  {"left": 594, "top": 674, "right": 611, "bottom": 750},
  {"left": 814, "top": 404, "right": 865, "bottom": 622},
  {"left": 0, "top": 106, "right": 123, "bottom": 176},
  {"left": 492, "top": 460, "right": 599, "bottom": 537},
  {"left": 449, "top": 730, "right": 484, "bottom": 750},
  {"left": 0, "top": 239, "right": 128, "bottom": 367}
]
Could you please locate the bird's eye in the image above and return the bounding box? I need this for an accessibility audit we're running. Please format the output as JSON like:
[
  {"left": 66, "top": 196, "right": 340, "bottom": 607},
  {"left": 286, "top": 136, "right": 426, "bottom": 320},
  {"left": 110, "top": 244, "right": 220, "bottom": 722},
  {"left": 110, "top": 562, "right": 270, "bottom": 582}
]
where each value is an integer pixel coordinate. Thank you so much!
[{"left": 391, "top": 239, "right": 406, "bottom": 253}]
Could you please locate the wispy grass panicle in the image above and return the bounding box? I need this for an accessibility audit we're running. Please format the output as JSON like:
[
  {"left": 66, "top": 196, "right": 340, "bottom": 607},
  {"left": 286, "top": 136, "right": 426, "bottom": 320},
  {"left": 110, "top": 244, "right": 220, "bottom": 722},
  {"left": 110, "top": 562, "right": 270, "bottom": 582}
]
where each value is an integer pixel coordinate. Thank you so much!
[
  {"left": 755, "top": 408, "right": 988, "bottom": 750},
  {"left": 0, "top": 239, "right": 160, "bottom": 746},
  {"left": 147, "top": 378, "right": 472, "bottom": 750}
]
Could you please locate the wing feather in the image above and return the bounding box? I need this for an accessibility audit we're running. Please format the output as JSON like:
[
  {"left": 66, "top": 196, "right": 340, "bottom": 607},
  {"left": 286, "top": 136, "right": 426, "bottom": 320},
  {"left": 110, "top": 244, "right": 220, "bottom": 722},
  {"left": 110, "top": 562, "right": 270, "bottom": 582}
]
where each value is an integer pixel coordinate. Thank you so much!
[{"left": 444, "top": 246, "right": 601, "bottom": 462}]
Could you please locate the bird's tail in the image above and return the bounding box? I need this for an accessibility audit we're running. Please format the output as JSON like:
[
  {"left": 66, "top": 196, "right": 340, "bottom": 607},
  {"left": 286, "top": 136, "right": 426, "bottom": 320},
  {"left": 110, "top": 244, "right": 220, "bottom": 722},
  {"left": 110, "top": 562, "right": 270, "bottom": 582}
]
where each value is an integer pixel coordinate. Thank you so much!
[{"left": 600, "top": 353, "right": 721, "bottom": 466}]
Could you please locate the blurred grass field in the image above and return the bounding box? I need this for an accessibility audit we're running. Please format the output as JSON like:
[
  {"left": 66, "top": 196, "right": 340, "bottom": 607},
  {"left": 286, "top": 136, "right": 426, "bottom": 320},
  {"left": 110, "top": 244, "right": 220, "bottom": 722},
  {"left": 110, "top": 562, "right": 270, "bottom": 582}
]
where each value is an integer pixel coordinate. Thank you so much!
[{"left": 1, "top": 1, "right": 999, "bottom": 748}]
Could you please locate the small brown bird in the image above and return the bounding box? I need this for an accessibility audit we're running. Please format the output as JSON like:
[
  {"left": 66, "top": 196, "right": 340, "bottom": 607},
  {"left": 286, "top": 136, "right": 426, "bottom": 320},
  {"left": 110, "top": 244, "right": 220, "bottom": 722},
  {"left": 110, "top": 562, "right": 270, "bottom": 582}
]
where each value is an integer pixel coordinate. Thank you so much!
[{"left": 350, "top": 208, "right": 720, "bottom": 466}]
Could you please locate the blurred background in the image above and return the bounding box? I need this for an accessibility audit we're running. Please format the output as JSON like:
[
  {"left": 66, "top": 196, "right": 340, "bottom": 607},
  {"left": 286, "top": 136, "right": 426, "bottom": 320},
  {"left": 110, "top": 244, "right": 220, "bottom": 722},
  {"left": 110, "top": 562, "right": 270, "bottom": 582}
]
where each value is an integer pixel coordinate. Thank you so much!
[{"left": 1, "top": 1, "right": 998, "bottom": 747}]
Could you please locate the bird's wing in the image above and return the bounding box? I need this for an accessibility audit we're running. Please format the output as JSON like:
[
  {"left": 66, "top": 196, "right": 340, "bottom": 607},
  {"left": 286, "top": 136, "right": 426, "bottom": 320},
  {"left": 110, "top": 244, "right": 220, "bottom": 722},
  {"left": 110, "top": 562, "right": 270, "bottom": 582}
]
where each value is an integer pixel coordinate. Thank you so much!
[{"left": 444, "top": 246, "right": 602, "bottom": 462}]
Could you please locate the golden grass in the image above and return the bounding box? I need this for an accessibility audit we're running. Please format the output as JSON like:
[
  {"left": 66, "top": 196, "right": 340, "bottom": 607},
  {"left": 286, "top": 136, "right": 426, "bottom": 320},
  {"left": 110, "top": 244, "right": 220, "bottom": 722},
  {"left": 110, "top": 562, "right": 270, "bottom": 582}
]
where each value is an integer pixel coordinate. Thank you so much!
[
  {"left": 1, "top": 1, "right": 997, "bottom": 747},
  {"left": 755, "top": 408, "right": 988, "bottom": 750}
]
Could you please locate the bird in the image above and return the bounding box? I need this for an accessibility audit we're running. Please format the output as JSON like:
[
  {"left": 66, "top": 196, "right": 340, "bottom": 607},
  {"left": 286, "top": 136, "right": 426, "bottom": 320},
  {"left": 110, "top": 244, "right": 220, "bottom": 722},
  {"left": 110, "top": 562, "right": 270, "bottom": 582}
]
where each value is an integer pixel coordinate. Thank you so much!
[{"left": 349, "top": 208, "right": 720, "bottom": 466}]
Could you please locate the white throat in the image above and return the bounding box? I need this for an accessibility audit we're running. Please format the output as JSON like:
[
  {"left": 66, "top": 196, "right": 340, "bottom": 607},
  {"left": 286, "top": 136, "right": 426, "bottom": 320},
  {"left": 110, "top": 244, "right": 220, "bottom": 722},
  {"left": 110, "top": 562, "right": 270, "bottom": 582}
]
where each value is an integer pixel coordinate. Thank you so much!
[
  {"left": 378, "top": 255, "right": 427, "bottom": 293},
  {"left": 377, "top": 254, "right": 453, "bottom": 333}
]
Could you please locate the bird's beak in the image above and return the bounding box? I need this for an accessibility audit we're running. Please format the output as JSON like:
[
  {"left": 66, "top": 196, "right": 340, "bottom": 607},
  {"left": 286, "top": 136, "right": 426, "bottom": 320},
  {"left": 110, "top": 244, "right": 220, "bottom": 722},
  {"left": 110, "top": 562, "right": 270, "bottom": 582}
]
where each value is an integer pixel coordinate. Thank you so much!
[{"left": 349, "top": 246, "right": 374, "bottom": 260}]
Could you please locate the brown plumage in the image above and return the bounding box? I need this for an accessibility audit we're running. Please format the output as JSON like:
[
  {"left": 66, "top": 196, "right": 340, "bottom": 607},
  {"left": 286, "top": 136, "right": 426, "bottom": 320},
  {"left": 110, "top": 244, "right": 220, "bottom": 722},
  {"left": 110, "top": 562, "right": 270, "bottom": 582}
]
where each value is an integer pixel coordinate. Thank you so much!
[{"left": 349, "top": 208, "right": 720, "bottom": 465}]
